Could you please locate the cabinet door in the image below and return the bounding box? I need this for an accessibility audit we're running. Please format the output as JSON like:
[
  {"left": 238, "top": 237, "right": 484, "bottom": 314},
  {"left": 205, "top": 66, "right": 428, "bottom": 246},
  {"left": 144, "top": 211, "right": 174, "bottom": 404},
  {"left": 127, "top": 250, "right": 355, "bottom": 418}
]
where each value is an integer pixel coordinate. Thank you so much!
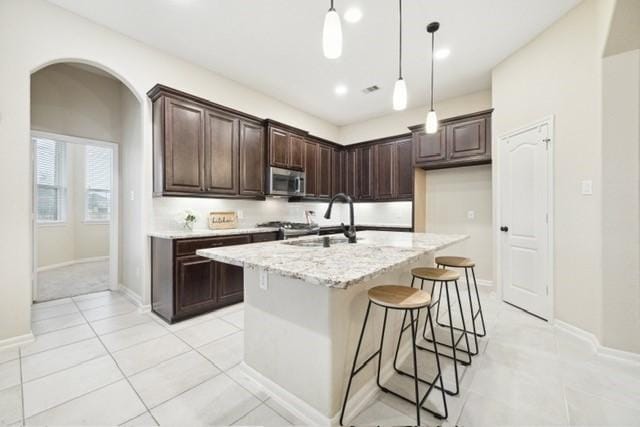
[
  {"left": 344, "top": 149, "right": 358, "bottom": 199},
  {"left": 305, "top": 141, "right": 318, "bottom": 196},
  {"left": 216, "top": 261, "right": 244, "bottom": 306},
  {"left": 269, "top": 127, "right": 289, "bottom": 168},
  {"left": 289, "top": 134, "right": 305, "bottom": 170},
  {"left": 239, "top": 121, "right": 265, "bottom": 196},
  {"left": 374, "top": 142, "right": 395, "bottom": 200},
  {"left": 164, "top": 98, "right": 205, "bottom": 193},
  {"left": 317, "top": 145, "right": 331, "bottom": 199},
  {"left": 447, "top": 116, "right": 489, "bottom": 161},
  {"left": 331, "top": 148, "right": 343, "bottom": 196},
  {"left": 357, "top": 146, "right": 374, "bottom": 200},
  {"left": 204, "top": 109, "right": 238, "bottom": 195},
  {"left": 394, "top": 137, "right": 414, "bottom": 199},
  {"left": 413, "top": 128, "right": 446, "bottom": 166},
  {"left": 175, "top": 255, "right": 216, "bottom": 317}
]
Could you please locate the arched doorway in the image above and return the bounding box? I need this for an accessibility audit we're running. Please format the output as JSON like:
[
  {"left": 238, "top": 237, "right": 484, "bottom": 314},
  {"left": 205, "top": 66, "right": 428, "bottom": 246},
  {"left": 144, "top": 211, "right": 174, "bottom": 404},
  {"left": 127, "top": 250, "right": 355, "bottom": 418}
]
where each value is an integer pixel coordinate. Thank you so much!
[{"left": 30, "top": 61, "right": 144, "bottom": 304}]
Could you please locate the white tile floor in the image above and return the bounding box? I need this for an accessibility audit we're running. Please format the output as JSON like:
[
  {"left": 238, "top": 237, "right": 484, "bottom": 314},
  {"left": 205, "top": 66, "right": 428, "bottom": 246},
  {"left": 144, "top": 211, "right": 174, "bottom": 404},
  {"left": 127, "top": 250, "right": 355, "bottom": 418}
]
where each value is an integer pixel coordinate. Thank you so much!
[{"left": 0, "top": 288, "right": 639, "bottom": 426}]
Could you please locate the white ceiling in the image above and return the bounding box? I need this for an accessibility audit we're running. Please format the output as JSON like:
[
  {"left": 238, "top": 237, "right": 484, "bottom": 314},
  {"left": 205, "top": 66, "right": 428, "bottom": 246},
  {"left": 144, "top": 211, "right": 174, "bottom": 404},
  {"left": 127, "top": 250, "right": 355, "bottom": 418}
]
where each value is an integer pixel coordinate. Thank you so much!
[{"left": 47, "top": 0, "right": 579, "bottom": 126}]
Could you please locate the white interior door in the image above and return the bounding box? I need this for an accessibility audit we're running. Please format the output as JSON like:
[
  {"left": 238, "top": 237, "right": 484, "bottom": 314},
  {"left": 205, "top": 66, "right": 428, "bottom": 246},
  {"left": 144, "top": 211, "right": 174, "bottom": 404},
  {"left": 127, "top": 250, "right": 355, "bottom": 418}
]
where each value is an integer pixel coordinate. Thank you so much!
[{"left": 499, "top": 119, "right": 552, "bottom": 319}]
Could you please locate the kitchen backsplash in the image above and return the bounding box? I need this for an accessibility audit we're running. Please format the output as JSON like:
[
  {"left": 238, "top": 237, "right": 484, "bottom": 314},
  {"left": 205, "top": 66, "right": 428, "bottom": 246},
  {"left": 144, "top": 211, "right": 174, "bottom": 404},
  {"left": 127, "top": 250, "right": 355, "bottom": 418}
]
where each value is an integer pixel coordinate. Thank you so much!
[{"left": 151, "top": 197, "right": 412, "bottom": 231}]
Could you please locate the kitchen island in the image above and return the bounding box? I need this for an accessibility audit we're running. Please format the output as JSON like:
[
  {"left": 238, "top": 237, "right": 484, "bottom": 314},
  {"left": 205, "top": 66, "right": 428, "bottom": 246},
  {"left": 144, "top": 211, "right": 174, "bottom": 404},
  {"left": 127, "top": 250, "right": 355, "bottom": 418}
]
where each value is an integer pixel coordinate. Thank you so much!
[{"left": 197, "top": 231, "right": 467, "bottom": 425}]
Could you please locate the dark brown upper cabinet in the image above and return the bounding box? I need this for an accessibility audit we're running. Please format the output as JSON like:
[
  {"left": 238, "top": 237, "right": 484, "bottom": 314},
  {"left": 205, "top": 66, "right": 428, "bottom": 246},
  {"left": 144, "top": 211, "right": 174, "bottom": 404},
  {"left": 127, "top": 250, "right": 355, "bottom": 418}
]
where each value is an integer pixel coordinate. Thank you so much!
[
  {"left": 411, "top": 109, "right": 493, "bottom": 170},
  {"left": 300, "top": 138, "right": 332, "bottom": 200},
  {"left": 317, "top": 144, "right": 331, "bottom": 198},
  {"left": 148, "top": 85, "right": 265, "bottom": 199},
  {"left": 304, "top": 140, "right": 318, "bottom": 197},
  {"left": 344, "top": 148, "right": 358, "bottom": 199},
  {"left": 204, "top": 110, "right": 238, "bottom": 195},
  {"left": 266, "top": 120, "right": 308, "bottom": 171},
  {"left": 374, "top": 141, "right": 395, "bottom": 200},
  {"left": 239, "top": 120, "right": 265, "bottom": 197},
  {"left": 162, "top": 97, "right": 205, "bottom": 193},
  {"left": 394, "top": 137, "right": 414, "bottom": 199},
  {"left": 331, "top": 148, "right": 344, "bottom": 197},
  {"left": 357, "top": 146, "right": 374, "bottom": 200}
]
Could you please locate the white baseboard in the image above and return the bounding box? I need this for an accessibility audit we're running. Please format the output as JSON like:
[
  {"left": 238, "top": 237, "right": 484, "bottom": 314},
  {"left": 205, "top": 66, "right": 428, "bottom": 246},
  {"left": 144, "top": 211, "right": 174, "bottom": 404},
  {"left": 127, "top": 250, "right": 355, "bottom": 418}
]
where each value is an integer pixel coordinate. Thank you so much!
[
  {"left": 238, "top": 338, "right": 414, "bottom": 426},
  {"left": 37, "top": 256, "right": 109, "bottom": 272},
  {"left": 118, "top": 284, "right": 151, "bottom": 313},
  {"left": 0, "top": 332, "right": 35, "bottom": 351},
  {"left": 476, "top": 279, "right": 494, "bottom": 287},
  {"left": 554, "top": 320, "right": 640, "bottom": 365}
]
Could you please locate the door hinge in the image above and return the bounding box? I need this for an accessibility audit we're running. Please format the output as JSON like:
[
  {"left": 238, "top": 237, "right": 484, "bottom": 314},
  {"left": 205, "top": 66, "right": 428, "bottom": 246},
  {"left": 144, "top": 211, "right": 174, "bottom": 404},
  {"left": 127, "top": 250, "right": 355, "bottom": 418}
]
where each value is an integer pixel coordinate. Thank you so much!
[
  {"left": 546, "top": 285, "right": 549, "bottom": 296},
  {"left": 543, "top": 138, "right": 551, "bottom": 150},
  {"left": 545, "top": 213, "right": 549, "bottom": 224}
]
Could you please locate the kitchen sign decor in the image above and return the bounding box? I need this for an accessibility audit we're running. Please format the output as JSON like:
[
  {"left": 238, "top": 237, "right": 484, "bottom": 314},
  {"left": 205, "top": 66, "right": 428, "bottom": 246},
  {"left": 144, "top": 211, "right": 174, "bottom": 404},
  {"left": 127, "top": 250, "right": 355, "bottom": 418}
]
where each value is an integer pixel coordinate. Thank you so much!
[{"left": 208, "top": 211, "right": 238, "bottom": 230}]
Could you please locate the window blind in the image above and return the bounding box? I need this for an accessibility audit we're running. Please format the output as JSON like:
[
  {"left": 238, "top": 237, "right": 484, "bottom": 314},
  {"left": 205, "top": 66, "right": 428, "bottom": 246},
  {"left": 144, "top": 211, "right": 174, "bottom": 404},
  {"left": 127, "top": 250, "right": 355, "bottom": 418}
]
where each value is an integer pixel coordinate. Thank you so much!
[
  {"left": 85, "top": 145, "right": 112, "bottom": 222},
  {"left": 34, "top": 138, "right": 66, "bottom": 222}
]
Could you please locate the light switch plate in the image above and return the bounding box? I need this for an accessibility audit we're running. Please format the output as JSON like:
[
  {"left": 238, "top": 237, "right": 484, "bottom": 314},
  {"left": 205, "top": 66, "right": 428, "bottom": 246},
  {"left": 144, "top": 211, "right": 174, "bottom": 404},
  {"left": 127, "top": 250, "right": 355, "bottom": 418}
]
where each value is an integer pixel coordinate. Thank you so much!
[
  {"left": 467, "top": 210, "right": 475, "bottom": 220},
  {"left": 581, "top": 180, "right": 593, "bottom": 195},
  {"left": 259, "top": 268, "right": 268, "bottom": 291}
]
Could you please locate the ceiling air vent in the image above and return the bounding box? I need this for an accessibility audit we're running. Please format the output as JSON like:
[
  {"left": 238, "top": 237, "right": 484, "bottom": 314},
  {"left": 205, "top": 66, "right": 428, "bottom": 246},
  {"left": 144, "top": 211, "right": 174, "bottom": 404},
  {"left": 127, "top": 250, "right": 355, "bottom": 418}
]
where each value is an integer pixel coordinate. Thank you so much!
[{"left": 362, "top": 85, "right": 380, "bottom": 94}]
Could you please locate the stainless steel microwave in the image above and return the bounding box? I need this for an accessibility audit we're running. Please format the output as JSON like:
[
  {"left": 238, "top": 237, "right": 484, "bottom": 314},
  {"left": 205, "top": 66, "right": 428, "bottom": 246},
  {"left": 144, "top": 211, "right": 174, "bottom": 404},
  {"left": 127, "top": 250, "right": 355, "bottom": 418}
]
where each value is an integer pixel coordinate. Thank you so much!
[{"left": 267, "top": 167, "right": 306, "bottom": 197}]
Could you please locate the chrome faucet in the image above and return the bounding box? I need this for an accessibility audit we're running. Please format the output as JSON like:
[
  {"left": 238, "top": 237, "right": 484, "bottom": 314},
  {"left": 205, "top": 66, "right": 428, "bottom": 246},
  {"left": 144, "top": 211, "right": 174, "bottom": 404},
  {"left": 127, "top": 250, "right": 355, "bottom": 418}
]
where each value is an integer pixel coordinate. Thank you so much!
[{"left": 324, "top": 193, "right": 356, "bottom": 243}]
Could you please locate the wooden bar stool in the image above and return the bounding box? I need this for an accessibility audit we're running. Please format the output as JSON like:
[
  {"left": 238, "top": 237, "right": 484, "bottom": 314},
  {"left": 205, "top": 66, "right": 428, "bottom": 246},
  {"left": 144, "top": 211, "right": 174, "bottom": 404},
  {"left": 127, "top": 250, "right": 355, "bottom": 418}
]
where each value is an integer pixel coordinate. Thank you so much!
[
  {"left": 401, "top": 267, "right": 472, "bottom": 396},
  {"left": 340, "top": 285, "right": 447, "bottom": 426},
  {"left": 435, "top": 256, "right": 487, "bottom": 355}
]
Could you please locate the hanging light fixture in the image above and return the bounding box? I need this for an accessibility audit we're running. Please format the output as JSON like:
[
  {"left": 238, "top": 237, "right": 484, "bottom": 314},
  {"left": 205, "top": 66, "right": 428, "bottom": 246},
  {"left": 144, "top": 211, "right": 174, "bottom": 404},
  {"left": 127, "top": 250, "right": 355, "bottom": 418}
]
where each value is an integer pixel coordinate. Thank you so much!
[
  {"left": 323, "top": 0, "right": 343, "bottom": 59},
  {"left": 392, "top": 0, "right": 407, "bottom": 111},
  {"left": 425, "top": 22, "right": 439, "bottom": 134}
]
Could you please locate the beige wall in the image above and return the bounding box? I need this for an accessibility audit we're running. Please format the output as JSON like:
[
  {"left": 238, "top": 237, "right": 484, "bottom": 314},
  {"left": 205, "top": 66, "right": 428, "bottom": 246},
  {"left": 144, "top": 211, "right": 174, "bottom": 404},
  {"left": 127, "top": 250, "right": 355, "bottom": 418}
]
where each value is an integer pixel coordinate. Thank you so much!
[
  {"left": 601, "top": 49, "right": 640, "bottom": 353},
  {"left": 492, "top": 0, "right": 616, "bottom": 340},
  {"left": 338, "top": 90, "right": 492, "bottom": 144},
  {"left": 0, "top": 0, "right": 339, "bottom": 342},
  {"left": 426, "top": 165, "right": 493, "bottom": 282}
]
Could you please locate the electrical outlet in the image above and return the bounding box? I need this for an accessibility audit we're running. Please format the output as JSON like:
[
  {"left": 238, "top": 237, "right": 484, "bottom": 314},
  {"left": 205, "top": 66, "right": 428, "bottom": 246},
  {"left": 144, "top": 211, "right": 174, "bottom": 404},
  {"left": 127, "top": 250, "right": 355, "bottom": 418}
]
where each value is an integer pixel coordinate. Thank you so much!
[
  {"left": 581, "top": 180, "right": 593, "bottom": 195},
  {"left": 237, "top": 210, "right": 244, "bottom": 219},
  {"left": 129, "top": 191, "right": 135, "bottom": 201},
  {"left": 467, "top": 210, "right": 475, "bottom": 220},
  {"left": 259, "top": 268, "right": 268, "bottom": 291}
]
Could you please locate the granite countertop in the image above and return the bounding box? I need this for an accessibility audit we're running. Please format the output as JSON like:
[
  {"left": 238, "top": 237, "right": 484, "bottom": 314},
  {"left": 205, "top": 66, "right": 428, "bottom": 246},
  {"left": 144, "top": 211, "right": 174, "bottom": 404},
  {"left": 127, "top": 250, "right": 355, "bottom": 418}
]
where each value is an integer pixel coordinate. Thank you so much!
[
  {"left": 197, "top": 231, "right": 468, "bottom": 289},
  {"left": 148, "top": 227, "right": 280, "bottom": 239},
  {"left": 321, "top": 223, "right": 412, "bottom": 229}
]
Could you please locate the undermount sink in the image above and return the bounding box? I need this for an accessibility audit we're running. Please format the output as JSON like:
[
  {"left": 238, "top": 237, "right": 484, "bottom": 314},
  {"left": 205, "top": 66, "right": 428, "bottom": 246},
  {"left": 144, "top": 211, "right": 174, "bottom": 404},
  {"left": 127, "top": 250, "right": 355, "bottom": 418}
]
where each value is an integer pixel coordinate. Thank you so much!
[{"left": 282, "top": 236, "right": 361, "bottom": 247}]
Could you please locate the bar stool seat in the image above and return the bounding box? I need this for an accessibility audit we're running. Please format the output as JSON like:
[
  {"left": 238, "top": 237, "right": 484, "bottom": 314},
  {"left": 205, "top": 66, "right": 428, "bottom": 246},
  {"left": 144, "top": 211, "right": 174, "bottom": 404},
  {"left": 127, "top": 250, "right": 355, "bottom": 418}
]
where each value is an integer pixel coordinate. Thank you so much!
[
  {"left": 368, "top": 285, "right": 431, "bottom": 309},
  {"left": 436, "top": 256, "right": 475, "bottom": 268},
  {"left": 412, "top": 267, "right": 460, "bottom": 282}
]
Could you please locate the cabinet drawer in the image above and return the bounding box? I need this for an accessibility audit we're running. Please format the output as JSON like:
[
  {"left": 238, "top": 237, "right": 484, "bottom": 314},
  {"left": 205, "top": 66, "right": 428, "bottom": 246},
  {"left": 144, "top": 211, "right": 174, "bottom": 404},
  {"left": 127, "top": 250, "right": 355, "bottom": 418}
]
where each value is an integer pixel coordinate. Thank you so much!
[
  {"left": 175, "top": 235, "right": 252, "bottom": 256},
  {"left": 251, "top": 232, "right": 279, "bottom": 243}
]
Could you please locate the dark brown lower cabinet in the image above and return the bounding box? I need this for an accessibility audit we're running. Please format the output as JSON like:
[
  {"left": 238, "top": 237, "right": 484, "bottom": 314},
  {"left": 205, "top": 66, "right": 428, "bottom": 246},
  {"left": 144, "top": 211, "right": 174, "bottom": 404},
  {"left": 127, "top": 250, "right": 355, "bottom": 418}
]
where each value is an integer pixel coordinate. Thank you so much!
[{"left": 151, "top": 232, "right": 278, "bottom": 323}]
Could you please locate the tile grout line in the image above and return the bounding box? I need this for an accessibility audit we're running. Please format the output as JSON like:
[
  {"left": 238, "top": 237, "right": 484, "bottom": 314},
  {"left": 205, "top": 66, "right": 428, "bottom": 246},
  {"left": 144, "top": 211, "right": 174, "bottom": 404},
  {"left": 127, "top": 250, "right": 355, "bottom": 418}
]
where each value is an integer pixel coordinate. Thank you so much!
[
  {"left": 18, "top": 348, "right": 26, "bottom": 426},
  {"left": 68, "top": 297, "right": 162, "bottom": 427}
]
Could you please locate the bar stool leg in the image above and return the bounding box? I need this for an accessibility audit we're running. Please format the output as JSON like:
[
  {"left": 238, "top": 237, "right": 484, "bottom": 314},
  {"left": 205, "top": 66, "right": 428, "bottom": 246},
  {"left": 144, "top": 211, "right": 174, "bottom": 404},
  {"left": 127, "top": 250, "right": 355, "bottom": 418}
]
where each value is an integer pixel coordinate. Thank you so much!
[
  {"left": 375, "top": 308, "right": 389, "bottom": 389},
  {"left": 471, "top": 267, "right": 487, "bottom": 337},
  {"left": 426, "top": 307, "right": 448, "bottom": 420},
  {"left": 454, "top": 280, "right": 472, "bottom": 364},
  {"left": 463, "top": 267, "right": 479, "bottom": 355},
  {"left": 409, "top": 309, "right": 421, "bottom": 425},
  {"left": 340, "top": 301, "right": 372, "bottom": 426},
  {"left": 444, "top": 282, "right": 462, "bottom": 396}
]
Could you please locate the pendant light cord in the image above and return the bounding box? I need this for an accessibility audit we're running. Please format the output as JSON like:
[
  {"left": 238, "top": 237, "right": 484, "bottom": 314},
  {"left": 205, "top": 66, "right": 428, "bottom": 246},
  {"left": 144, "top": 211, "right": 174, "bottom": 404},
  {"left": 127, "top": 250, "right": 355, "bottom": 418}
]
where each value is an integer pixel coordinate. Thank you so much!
[
  {"left": 398, "top": 0, "right": 403, "bottom": 79},
  {"left": 330, "top": 0, "right": 334, "bottom": 11},
  {"left": 430, "top": 30, "right": 435, "bottom": 110}
]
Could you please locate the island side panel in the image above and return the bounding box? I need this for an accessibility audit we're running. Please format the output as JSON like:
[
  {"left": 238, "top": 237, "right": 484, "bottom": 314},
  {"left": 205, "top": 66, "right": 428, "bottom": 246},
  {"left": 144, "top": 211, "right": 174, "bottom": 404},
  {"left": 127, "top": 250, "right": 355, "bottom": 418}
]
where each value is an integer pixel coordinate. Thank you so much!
[{"left": 243, "top": 252, "right": 435, "bottom": 421}]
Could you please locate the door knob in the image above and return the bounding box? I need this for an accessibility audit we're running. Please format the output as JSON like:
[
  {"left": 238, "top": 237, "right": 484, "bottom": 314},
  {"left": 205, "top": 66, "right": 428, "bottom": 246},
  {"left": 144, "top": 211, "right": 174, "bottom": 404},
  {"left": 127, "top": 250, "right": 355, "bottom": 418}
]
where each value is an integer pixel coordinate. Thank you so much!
[{"left": 500, "top": 226, "right": 509, "bottom": 232}]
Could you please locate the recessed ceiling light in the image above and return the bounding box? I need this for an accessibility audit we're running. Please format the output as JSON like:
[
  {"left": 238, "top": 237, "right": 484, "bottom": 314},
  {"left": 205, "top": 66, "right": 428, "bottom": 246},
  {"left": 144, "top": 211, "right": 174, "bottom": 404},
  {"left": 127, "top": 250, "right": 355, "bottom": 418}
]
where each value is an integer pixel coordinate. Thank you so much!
[
  {"left": 434, "top": 48, "right": 451, "bottom": 60},
  {"left": 344, "top": 7, "right": 362, "bottom": 23},
  {"left": 334, "top": 84, "right": 348, "bottom": 96}
]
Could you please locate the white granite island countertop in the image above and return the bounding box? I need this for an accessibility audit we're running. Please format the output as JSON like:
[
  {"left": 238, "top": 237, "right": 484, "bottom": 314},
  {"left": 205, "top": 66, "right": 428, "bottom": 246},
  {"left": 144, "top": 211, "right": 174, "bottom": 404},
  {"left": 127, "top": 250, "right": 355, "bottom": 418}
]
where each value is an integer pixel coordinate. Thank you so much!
[{"left": 197, "top": 231, "right": 468, "bottom": 289}]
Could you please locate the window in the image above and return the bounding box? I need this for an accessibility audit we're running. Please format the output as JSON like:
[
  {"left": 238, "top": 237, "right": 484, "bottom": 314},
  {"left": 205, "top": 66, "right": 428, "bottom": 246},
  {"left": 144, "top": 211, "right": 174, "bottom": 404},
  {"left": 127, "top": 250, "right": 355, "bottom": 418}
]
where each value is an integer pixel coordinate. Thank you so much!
[
  {"left": 85, "top": 145, "right": 112, "bottom": 222},
  {"left": 34, "top": 138, "right": 67, "bottom": 223}
]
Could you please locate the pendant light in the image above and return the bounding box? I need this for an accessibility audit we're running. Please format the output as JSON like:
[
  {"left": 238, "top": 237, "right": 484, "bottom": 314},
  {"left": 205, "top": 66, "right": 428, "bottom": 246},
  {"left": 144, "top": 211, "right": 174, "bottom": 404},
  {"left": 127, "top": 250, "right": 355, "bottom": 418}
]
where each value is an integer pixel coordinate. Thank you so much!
[
  {"left": 323, "top": 0, "right": 343, "bottom": 59},
  {"left": 425, "top": 22, "right": 440, "bottom": 134},
  {"left": 392, "top": 0, "right": 407, "bottom": 111}
]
